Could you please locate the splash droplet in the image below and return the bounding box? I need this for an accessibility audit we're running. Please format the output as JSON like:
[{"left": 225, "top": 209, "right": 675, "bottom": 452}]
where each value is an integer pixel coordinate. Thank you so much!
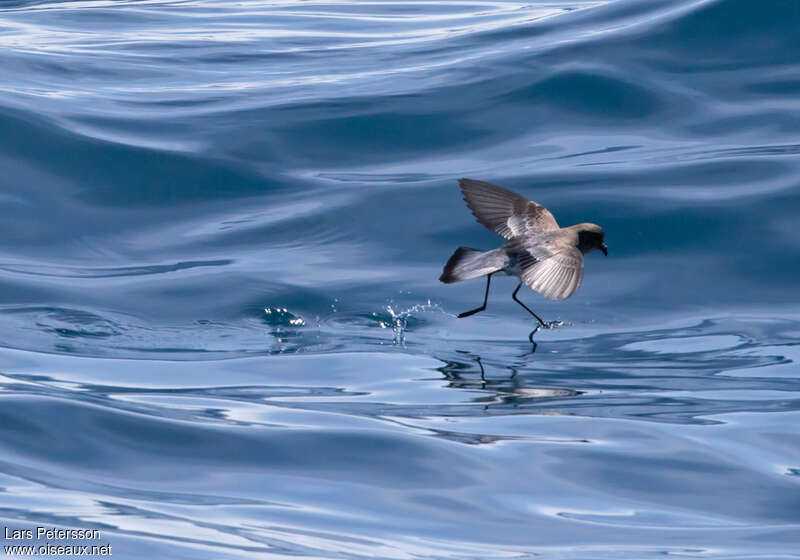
[{"left": 263, "top": 307, "right": 305, "bottom": 327}]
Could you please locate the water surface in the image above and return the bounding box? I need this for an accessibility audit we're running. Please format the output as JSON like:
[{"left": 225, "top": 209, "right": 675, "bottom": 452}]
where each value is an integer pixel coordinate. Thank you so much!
[{"left": 1, "top": 0, "right": 799, "bottom": 558}]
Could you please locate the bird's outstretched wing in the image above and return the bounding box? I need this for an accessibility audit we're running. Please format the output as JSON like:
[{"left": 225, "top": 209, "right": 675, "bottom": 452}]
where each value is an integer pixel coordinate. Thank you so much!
[
  {"left": 520, "top": 246, "right": 584, "bottom": 300},
  {"left": 459, "top": 178, "right": 559, "bottom": 239}
]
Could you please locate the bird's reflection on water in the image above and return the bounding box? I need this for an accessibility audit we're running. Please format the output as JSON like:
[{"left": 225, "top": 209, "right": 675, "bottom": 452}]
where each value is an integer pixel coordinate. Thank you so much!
[{"left": 437, "top": 350, "right": 582, "bottom": 410}]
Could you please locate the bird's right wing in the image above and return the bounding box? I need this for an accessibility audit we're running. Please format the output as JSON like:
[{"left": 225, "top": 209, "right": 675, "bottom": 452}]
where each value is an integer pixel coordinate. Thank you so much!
[
  {"left": 520, "top": 246, "right": 584, "bottom": 300},
  {"left": 459, "top": 178, "right": 559, "bottom": 239}
]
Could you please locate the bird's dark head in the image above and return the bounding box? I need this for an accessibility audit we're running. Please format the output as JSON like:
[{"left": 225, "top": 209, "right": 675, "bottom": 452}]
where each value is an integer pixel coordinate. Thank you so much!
[{"left": 576, "top": 223, "right": 607, "bottom": 256}]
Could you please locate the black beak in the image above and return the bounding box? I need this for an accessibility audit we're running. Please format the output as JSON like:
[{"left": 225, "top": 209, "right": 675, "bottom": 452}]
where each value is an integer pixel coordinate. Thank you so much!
[{"left": 601, "top": 243, "right": 608, "bottom": 256}]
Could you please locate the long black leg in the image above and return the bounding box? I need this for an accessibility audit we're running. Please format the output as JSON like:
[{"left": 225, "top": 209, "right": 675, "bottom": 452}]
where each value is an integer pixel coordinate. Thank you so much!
[
  {"left": 458, "top": 273, "right": 495, "bottom": 318},
  {"left": 512, "top": 282, "right": 547, "bottom": 327}
]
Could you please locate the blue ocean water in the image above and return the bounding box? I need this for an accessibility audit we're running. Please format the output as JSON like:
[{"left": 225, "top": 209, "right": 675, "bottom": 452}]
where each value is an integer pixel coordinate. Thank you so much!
[{"left": 1, "top": 0, "right": 800, "bottom": 558}]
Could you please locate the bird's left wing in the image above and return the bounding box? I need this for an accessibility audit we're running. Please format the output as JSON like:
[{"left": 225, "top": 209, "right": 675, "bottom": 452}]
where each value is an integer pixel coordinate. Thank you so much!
[
  {"left": 520, "top": 246, "right": 584, "bottom": 300},
  {"left": 459, "top": 178, "right": 559, "bottom": 239}
]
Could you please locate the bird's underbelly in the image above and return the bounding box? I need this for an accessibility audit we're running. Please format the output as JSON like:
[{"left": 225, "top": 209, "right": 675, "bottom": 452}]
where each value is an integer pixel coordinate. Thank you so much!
[{"left": 500, "top": 253, "right": 523, "bottom": 277}]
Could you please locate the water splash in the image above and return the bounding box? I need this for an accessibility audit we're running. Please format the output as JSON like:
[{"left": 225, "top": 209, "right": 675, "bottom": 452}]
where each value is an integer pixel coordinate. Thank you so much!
[
  {"left": 263, "top": 307, "right": 305, "bottom": 327},
  {"left": 381, "top": 299, "right": 445, "bottom": 345}
]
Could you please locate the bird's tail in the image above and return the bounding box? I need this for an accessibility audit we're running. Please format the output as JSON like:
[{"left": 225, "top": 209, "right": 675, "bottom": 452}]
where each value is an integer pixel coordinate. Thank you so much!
[{"left": 439, "top": 247, "right": 507, "bottom": 283}]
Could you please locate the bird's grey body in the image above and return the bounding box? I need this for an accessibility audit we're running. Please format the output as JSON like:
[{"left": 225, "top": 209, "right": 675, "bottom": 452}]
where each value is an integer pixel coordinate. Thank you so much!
[{"left": 440, "top": 178, "right": 607, "bottom": 325}]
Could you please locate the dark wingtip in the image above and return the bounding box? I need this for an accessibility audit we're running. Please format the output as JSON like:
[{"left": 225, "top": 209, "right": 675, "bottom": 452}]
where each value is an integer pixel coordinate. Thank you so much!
[
  {"left": 458, "top": 178, "right": 476, "bottom": 189},
  {"left": 458, "top": 178, "right": 475, "bottom": 210}
]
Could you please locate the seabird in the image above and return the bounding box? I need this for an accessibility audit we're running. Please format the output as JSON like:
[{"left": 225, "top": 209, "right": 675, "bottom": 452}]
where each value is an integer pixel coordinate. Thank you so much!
[{"left": 440, "top": 178, "right": 607, "bottom": 331}]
